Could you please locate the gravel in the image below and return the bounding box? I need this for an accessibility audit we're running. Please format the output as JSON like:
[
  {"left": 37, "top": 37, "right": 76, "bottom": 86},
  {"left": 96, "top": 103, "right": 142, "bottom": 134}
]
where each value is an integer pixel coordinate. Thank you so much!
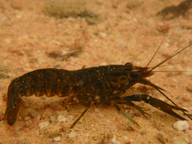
[{"left": 173, "top": 120, "right": 189, "bottom": 131}]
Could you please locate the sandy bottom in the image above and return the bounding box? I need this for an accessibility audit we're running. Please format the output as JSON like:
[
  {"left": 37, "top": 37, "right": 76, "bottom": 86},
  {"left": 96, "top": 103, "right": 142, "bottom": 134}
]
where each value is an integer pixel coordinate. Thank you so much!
[{"left": 0, "top": 0, "right": 192, "bottom": 144}]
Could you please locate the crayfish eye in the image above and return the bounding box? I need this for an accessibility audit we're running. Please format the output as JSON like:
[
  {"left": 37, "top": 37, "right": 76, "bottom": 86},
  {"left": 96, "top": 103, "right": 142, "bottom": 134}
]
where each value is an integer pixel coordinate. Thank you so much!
[
  {"left": 125, "top": 62, "right": 132, "bottom": 66},
  {"left": 130, "top": 71, "right": 139, "bottom": 78}
]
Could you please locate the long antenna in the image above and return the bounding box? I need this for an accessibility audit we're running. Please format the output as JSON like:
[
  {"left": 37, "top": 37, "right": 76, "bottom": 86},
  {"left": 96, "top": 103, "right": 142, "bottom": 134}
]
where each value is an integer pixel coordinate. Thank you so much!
[
  {"left": 146, "top": 36, "right": 166, "bottom": 67},
  {"left": 149, "top": 43, "right": 192, "bottom": 72}
]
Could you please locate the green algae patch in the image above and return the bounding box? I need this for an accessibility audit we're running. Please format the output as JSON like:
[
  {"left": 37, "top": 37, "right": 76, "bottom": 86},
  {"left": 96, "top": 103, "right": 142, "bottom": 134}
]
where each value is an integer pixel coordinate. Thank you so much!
[{"left": 43, "top": 2, "right": 101, "bottom": 24}]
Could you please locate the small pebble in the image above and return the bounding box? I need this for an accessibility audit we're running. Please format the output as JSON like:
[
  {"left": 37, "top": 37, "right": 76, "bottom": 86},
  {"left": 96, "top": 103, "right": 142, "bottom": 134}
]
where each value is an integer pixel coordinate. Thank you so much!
[
  {"left": 57, "top": 115, "right": 67, "bottom": 122},
  {"left": 50, "top": 116, "right": 57, "bottom": 123},
  {"left": 186, "top": 130, "right": 192, "bottom": 135},
  {"left": 46, "top": 51, "right": 63, "bottom": 59},
  {"left": 98, "top": 32, "right": 106, "bottom": 38},
  {"left": 29, "top": 111, "right": 38, "bottom": 119},
  {"left": 85, "top": 133, "right": 90, "bottom": 137},
  {"left": 53, "top": 136, "right": 61, "bottom": 142},
  {"left": 44, "top": 126, "right": 61, "bottom": 138},
  {"left": 67, "top": 115, "right": 74, "bottom": 120},
  {"left": 4, "top": 38, "right": 12, "bottom": 44},
  {"left": 35, "top": 130, "right": 40, "bottom": 135},
  {"left": 180, "top": 22, "right": 192, "bottom": 29},
  {"left": 95, "top": 108, "right": 101, "bottom": 112},
  {"left": 68, "top": 131, "right": 77, "bottom": 138},
  {"left": 117, "top": 41, "right": 126, "bottom": 47},
  {"left": 111, "top": 136, "right": 121, "bottom": 144},
  {"left": 36, "top": 115, "right": 41, "bottom": 120},
  {"left": 25, "top": 120, "right": 32, "bottom": 127},
  {"left": 156, "top": 22, "right": 170, "bottom": 32},
  {"left": 42, "top": 108, "right": 53, "bottom": 119},
  {"left": 173, "top": 120, "right": 189, "bottom": 131},
  {"left": 49, "top": 40, "right": 61, "bottom": 46},
  {"left": 10, "top": 2, "right": 23, "bottom": 10},
  {"left": 16, "top": 14, "right": 22, "bottom": 19},
  {"left": 173, "top": 136, "right": 189, "bottom": 144},
  {"left": 39, "top": 121, "right": 49, "bottom": 130},
  {"left": 162, "top": 53, "right": 171, "bottom": 59},
  {"left": 98, "top": 113, "right": 104, "bottom": 118},
  {"left": 24, "top": 116, "right": 31, "bottom": 121},
  {"left": 186, "top": 84, "right": 192, "bottom": 92},
  {"left": 126, "top": 0, "right": 143, "bottom": 9},
  {"left": 123, "top": 136, "right": 128, "bottom": 141},
  {"left": 112, "top": 2, "right": 118, "bottom": 8}
]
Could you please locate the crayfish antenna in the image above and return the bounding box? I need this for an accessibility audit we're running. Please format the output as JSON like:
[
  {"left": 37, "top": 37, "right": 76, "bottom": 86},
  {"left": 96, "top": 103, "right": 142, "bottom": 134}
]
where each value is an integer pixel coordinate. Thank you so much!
[
  {"left": 149, "top": 43, "right": 192, "bottom": 72},
  {"left": 146, "top": 36, "right": 166, "bottom": 67}
]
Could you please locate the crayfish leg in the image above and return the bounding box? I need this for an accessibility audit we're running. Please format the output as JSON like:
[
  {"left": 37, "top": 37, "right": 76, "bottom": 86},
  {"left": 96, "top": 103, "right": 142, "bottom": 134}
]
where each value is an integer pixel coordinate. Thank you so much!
[
  {"left": 70, "top": 98, "right": 92, "bottom": 129},
  {"left": 123, "top": 100, "right": 149, "bottom": 118},
  {"left": 112, "top": 102, "right": 140, "bottom": 127},
  {"left": 94, "top": 99, "right": 141, "bottom": 127},
  {"left": 123, "top": 94, "right": 187, "bottom": 120},
  {"left": 102, "top": 96, "right": 149, "bottom": 118}
]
